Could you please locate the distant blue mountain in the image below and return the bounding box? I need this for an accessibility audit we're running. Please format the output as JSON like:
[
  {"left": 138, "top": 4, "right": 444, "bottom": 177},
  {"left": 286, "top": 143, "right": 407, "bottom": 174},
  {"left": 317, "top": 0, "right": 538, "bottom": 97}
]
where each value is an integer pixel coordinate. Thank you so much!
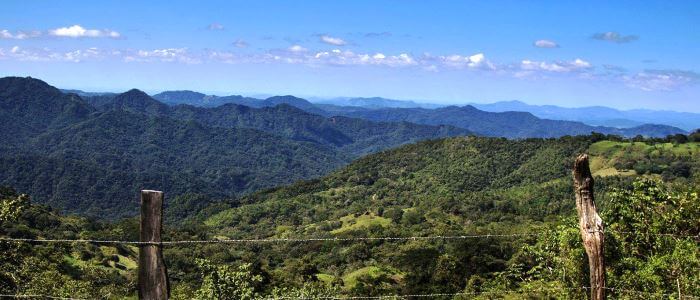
[
  {"left": 335, "top": 105, "right": 687, "bottom": 139},
  {"left": 313, "top": 97, "right": 444, "bottom": 109},
  {"left": 472, "top": 100, "right": 700, "bottom": 131}
]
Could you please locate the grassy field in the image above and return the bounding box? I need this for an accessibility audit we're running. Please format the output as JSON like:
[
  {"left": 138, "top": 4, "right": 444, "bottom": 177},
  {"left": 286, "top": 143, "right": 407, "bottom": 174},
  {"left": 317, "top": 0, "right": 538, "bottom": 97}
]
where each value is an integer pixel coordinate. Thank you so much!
[
  {"left": 588, "top": 141, "right": 699, "bottom": 177},
  {"left": 331, "top": 213, "right": 391, "bottom": 234},
  {"left": 341, "top": 266, "right": 403, "bottom": 290}
]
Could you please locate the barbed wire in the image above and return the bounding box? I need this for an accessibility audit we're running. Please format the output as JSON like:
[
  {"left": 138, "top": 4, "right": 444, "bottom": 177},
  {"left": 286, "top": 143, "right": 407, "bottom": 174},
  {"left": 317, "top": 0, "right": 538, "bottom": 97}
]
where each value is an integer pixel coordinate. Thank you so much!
[
  {"left": 0, "top": 229, "right": 697, "bottom": 246},
  {"left": 595, "top": 286, "right": 700, "bottom": 300},
  {"left": 0, "top": 294, "right": 85, "bottom": 300},
  {"left": 1, "top": 282, "right": 697, "bottom": 299},
  {"left": 0, "top": 232, "right": 547, "bottom": 246},
  {"left": 262, "top": 285, "right": 700, "bottom": 300},
  {"left": 262, "top": 286, "right": 587, "bottom": 299}
]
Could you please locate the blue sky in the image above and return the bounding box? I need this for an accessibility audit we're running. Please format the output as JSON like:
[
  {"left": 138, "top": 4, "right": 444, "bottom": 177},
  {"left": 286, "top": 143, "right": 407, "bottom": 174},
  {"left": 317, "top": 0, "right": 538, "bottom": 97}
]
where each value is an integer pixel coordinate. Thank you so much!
[{"left": 1, "top": 1, "right": 699, "bottom": 111}]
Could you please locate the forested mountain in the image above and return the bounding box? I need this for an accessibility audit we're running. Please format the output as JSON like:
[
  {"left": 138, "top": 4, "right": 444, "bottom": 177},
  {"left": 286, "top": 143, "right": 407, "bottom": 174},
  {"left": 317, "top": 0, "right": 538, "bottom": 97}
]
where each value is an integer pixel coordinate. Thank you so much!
[
  {"left": 473, "top": 100, "right": 700, "bottom": 131},
  {"left": 0, "top": 76, "right": 468, "bottom": 218},
  {"left": 0, "top": 77, "right": 95, "bottom": 143},
  {"left": 152, "top": 90, "right": 688, "bottom": 138},
  {"left": 169, "top": 103, "right": 468, "bottom": 156},
  {"left": 314, "top": 96, "right": 700, "bottom": 131},
  {"left": 192, "top": 135, "right": 700, "bottom": 298},
  {"left": 334, "top": 105, "right": 687, "bottom": 138},
  {"left": 153, "top": 91, "right": 328, "bottom": 115},
  {"left": 153, "top": 90, "right": 262, "bottom": 108},
  {"left": 5, "top": 135, "right": 696, "bottom": 298}
]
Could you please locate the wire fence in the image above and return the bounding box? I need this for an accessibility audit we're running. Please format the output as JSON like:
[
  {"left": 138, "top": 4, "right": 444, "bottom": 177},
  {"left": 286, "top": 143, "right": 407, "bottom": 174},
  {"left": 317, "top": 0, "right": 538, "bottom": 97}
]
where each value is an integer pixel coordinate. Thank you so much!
[
  {"left": 0, "top": 229, "right": 697, "bottom": 246},
  {"left": 1, "top": 229, "right": 698, "bottom": 299},
  {"left": 3, "top": 285, "right": 699, "bottom": 300}
]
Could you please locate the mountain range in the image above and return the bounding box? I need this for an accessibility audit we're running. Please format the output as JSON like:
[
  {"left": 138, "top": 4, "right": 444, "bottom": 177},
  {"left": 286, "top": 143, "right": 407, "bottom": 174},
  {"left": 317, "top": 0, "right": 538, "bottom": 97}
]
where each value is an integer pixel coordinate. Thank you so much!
[
  {"left": 1, "top": 77, "right": 467, "bottom": 217},
  {"left": 472, "top": 100, "right": 700, "bottom": 131},
  {"left": 1, "top": 77, "right": 693, "bottom": 217},
  {"left": 151, "top": 90, "right": 688, "bottom": 138},
  {"left": 312, "top": 96, "right": 700, "bottom": 131}
]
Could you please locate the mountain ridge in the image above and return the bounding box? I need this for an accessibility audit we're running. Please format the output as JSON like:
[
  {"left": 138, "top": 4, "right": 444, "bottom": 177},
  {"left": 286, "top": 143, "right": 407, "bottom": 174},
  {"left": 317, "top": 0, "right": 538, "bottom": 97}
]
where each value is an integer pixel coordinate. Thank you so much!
[{"left": 0, "top": 76, "right": 471, "bottom": 217}]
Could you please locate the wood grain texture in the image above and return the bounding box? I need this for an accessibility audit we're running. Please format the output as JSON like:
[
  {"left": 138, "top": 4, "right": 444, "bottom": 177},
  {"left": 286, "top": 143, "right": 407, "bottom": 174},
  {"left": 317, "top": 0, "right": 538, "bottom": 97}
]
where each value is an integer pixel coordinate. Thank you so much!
[
  {"left": 138, "top": 190, "right": 169, "bottom": 300},
  {"left": 573, "top": 154, "right": 606, "bottom": 300}
]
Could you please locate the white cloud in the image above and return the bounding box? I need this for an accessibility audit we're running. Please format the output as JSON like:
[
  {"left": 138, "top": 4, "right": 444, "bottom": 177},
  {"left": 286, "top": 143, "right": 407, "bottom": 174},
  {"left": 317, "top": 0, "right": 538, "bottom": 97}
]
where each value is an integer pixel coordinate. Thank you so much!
[
  {"left": 288, "top": 45, "right": 307, "bottom": 52},
  {"left": 233, "top": 39, "right": 249, "bottom": 48},
  {"left": 319, "top": 35, "right": 347, "bottom": 46},
  {"left": 127, "top": 48, "right": 200, "bottom": 64},
  {"left": 520, "top": 58, "right": 592, "bottom": 73},
  {"left": 48, "top": 25, "right": 120, "bottom": 38},
  {"left": 533, "top": 39, "right": 559, "bottom": 48},
  {"left": 1, "top": 46, "right": 109, "bottom": 62},
  {"left": 206, "top": 23, "right": 225, "bottom": 30},
  {"left": 0, "top": 29, "right": 41, "bottom": 39},
  {"left": 623, "top": 69, "right": 700, "bottom": 91},
  {"left": 306, "top": 49, "right": 417, "bottom": 67},
  {"left": 433, "top": 52, "right": 494, "bottom": 70},
  {"left": 18, "top": 44, "right": 699, "bottom": 93}
]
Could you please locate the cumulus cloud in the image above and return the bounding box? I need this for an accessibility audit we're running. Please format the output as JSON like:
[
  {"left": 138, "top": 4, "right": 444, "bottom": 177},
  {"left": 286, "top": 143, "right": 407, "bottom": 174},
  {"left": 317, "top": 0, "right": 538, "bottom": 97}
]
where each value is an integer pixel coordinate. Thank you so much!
[
  {"left": 0, "top": 46, "right": 109, "bottom": 62},
  {"left": 125, "top": 48, "right": 200, "bottom": 64},
  {"left": 9, "top": 43, "right": 696, "bottom": 93},
  {"left": 319, "top": 35, "right": 347, "bottom": 46},
  {"left": 206, "top": 23, "right": 225, "bottom": 31},
  {"left": 533, "top": 39, "right": 559, "bottom": 48},
  {"left": 592, "top": 31, "right": 638, "bottom": 43},
  {"left": 0, "top": 29, "right": 41, "bottom": 39},
  {"left": 232, "top": 39, "right": 250, "bottom": 48},
  {"left": 425, "top": 52, "right": 495, "bottom": 70},
  {"left": 233, "top": 39, "right": 249, "bottom": 48},
  {"left": 623, "top": 69, "right": 700, "bottom": 91},
  {"left": 520, "top": 58, "right": 591, "bottom": 73},
  {"left": 288, "top": 45, "right": 307, "bottom": 52},
  {"left": 48, "top": 25, "right": 121, "bottom": 38}
]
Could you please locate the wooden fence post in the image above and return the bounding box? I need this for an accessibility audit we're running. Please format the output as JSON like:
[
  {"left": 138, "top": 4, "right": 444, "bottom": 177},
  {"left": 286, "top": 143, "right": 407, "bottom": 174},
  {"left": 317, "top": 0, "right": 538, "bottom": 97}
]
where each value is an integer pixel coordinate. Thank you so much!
[
  {"left": 139, "top": 190, "right": 169, "bottom": 300},
  {"left": 573, "top": 154, "right": 605, "bottom": 300}
]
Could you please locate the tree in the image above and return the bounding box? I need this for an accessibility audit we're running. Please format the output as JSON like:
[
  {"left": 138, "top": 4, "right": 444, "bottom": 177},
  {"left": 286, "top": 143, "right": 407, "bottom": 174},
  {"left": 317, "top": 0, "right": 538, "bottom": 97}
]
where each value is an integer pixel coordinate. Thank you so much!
[
  {"left": 194, "top": 259, "right": 262, "bottom": 300},
  {"left": 0, "top": 187, "right": 29, "bottom": 224}
]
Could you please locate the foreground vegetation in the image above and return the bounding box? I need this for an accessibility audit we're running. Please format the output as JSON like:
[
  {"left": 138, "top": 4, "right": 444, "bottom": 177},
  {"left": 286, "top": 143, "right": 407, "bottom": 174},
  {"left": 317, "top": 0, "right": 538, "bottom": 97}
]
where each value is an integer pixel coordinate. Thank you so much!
[{"left": 1, "top": 134, "right": 699, "bottom": 299}]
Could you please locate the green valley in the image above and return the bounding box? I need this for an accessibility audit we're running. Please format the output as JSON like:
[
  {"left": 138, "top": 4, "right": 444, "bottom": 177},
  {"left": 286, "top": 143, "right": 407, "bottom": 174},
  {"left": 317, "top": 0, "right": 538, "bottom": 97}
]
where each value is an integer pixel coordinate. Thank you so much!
[{"left": 2, "top": 135, "right": 698, "bottom": 299}]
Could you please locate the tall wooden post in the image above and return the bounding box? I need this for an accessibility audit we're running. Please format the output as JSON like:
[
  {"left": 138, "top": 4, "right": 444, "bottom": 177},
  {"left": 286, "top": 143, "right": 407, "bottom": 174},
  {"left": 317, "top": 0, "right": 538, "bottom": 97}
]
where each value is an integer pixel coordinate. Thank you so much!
[
  {"left": 139, "top": 190, "right": 169, "bottom": 300},
  {"left": 573, "top": 154, "right": 605, "bottom": 300}
]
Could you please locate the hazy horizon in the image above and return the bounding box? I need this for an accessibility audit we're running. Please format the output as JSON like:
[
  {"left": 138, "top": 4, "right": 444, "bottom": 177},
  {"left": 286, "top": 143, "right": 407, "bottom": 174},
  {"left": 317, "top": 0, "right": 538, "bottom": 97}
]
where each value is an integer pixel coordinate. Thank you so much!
[{"left": 2, "top": 1, "right": 699, "bottom": 112}]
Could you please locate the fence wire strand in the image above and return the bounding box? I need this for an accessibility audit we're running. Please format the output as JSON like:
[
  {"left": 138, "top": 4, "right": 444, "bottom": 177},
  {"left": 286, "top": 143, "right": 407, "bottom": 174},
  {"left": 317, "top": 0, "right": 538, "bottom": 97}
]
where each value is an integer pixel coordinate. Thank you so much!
[
  {"left": 0, "top": 229, "right": 698, "bottom": 246},
  {"left": 2, "top": 283, "right": 698, "bottom": 299},
  {"left": 0, "top": 295, "right": 85, "bottom": 300},
  {"left": 1, "top": 230, "right": 698, "bottom": 299},
  {"left": 0, "top": 232, "right": 546, "bottom": 245}
]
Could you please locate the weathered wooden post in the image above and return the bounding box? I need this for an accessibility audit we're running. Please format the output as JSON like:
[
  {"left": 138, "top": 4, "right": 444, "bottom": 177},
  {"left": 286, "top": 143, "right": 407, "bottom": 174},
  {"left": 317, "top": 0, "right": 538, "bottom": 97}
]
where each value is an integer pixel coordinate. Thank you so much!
[
  {"left": 573, "top": 154, "right": 605, "bottom": 300},
  {"left": 139, "top": 190, "right": 169, "bottom": 300}
]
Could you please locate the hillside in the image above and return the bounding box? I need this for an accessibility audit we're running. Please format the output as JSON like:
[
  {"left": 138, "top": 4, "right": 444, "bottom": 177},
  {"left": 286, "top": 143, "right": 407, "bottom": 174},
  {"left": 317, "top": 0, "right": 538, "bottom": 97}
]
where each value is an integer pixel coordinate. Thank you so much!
[
  {"left": 195, "top": 135, "right": 700, "bottom": 297},
  {"left": 152, "top": 90, "right": 262, "bottom": 108},
  {"left": 152, "top": 91, "right": 688, "bottom": 138},
  {"left": 336, "top": 105, "right": 686, "bottom": 138},
  {"left": 1, "top": 109, "right": 346, "bottom": 218},
  {"left": 153, "top": 91, "right": 327, "bottom": 115},
  {"left": 170, "top": 103, "right": 469, "bottom": 156},
  {"left": 0, "top": 77, "right": 95, "bottom": 143},
  {"left": 2, "top": 136, "right": 699, "bottom": 298},
  {"left": 0, "top": 77, "right": 469, "bottom": 217}
]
